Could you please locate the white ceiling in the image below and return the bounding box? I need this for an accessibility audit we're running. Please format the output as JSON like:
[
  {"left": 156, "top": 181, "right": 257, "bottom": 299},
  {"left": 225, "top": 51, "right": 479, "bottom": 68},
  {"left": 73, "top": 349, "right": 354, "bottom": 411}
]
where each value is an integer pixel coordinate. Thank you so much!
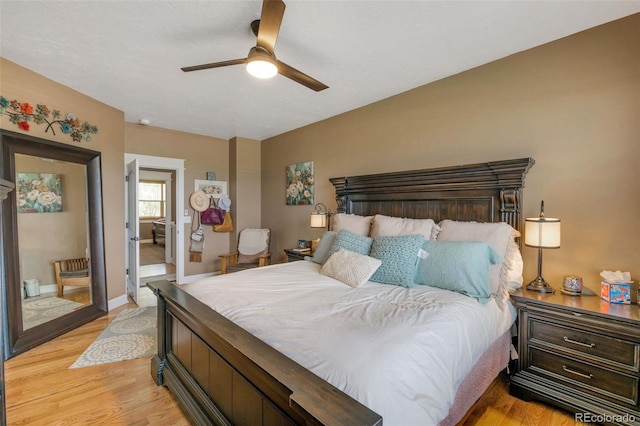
[{"left": 1, "top": 1, "right": 638, "bottom": 141}]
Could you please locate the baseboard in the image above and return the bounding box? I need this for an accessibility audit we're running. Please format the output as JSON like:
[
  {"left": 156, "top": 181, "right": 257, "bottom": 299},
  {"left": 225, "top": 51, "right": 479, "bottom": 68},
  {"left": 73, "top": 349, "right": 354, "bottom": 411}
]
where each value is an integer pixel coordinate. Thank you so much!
[
  {"left": 108, "top": 294, "right": 129, "bottom": 311},
  {"left": 40, "top": 284, "right": 57, "bottom": 294}
]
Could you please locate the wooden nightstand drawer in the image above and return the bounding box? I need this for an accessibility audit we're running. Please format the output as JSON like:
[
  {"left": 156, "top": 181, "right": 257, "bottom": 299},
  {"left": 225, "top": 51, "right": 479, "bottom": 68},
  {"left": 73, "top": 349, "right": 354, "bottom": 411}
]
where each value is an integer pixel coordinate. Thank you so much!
[
  {"left": 511, "top": 290, "right": 640, "bottom": 423},
  {"left": 530, "top": 347, "right": 639, "bottom": 408},
  {"left": 530, "top": 319, "right": 639, "bottom": 371}
]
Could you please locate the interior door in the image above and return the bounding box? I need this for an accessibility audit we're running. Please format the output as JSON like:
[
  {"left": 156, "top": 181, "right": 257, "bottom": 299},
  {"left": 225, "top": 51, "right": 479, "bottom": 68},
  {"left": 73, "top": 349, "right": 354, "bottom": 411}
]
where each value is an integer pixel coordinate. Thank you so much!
[{"left": 126, "top": 159, "right": 139, "bottom": 303}]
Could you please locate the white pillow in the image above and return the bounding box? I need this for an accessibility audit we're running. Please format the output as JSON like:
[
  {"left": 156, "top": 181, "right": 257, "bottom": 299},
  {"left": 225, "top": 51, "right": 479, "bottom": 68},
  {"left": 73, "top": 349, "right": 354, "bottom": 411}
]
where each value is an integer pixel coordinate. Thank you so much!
[
  {"left": 332, "top": 213, "right": 373, "bottom": 236},
  {"left": 430, "top": 222, "right": 442, "bottom": 240},
  {"left": 370, "top": 214, "right": 436, "bottom": 240},
  {"left": 437, "top": 220, "right": 520, "bottom": 306},
  {"left": 320, "top": 248, "right": 382, "bottom": 288},
  {"left": 503, "top": 236, "right": 524, "bottom": 291}
]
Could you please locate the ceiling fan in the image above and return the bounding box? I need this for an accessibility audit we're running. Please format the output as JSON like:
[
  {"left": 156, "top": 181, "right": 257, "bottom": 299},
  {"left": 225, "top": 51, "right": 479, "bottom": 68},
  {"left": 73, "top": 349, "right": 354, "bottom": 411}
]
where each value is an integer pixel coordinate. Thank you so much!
[{"left": 181, "top": 0, "right": 328, "bottom": 92}]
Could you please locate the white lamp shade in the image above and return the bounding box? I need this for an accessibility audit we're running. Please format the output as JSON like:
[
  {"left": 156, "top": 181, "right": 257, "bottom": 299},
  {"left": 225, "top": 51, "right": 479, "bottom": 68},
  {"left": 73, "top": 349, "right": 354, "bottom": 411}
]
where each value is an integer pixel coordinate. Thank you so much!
[
  {"left": 310, "top": 213, "right": 327, "bottom": 228},
  {"left": 525, "top": 218, "right": 561, "bottom": 248},
  {"left": 246, "top": 60, "right": 278, "bottom": 79}
]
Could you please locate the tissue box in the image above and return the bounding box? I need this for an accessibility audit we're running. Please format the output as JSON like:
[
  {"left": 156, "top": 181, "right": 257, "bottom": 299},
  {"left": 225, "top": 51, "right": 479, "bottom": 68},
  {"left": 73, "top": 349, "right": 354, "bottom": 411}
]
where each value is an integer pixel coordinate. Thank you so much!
[{"left": 600, "top": 280, "right": 632, "bottom": 304}]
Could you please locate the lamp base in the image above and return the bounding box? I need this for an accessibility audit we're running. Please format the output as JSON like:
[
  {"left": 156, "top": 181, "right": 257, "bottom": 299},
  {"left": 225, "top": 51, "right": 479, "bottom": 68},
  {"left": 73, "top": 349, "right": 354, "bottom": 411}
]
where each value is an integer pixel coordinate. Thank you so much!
[{"left": 526, "top": 276, "right": 555, "bottom": 293}]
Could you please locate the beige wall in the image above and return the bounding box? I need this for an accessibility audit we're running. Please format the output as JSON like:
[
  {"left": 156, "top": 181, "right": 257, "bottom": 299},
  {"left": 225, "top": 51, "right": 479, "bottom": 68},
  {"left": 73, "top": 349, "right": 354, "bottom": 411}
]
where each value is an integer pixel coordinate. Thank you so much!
[
  {"left": 124, "top": 123, "right": 231, "bottom": 275},
  {"left": 261, "top": 14, "right": 640, "bottom": 294},
  {"left": 229, "top": 137, "right": 262, "bottom": 245},
  {"left": 1, "top": 58, "right": 126, "bottom": 301},
  {"left": 139, "top": 222, "right": 154, "bottom": 241}
]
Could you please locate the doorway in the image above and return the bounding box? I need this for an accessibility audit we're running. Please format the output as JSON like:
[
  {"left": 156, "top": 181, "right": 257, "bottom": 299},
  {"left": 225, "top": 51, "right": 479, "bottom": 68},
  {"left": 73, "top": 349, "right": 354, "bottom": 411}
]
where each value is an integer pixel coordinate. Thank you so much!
[
  {"left": 124, "top": 154, "right": 185, "bottom": 304},
  {"left": 138, "top": 169, "right": 175, "bottom": 280}
]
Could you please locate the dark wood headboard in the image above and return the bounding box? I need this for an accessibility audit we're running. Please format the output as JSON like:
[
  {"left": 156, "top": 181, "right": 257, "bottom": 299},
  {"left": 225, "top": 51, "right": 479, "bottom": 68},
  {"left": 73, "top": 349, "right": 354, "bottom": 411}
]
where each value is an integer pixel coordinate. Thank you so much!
[{"left": 329, "top": 157, "right": 534, "bottom": 235}]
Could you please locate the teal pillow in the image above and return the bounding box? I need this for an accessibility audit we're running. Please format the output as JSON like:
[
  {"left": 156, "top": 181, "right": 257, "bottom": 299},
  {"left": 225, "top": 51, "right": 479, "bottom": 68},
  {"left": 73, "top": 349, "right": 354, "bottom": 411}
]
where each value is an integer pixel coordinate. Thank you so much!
[
  {"left": 415, "top": 241, "right": 503, "bottom": 304},
  {"left": 369, "top": 235, "right": 424, "bottom": 287},
  {"left": 325, "top": 229, "right": 373, "bottom": 261},
  {"left": 307, "top": 231, "right": 338, "bottom": 264}
]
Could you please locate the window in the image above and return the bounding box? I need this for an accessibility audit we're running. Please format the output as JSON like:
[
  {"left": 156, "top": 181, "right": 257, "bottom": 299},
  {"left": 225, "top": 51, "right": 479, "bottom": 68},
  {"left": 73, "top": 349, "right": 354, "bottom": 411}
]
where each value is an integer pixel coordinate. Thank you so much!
[{"left": 139, "top": 180, "right": 165, "bottom": 219}]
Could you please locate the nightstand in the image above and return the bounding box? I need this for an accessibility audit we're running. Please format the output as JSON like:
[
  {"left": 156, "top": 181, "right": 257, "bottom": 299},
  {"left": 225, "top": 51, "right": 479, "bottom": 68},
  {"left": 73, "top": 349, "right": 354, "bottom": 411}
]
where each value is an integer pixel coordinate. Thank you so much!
[
  {"left": 510, "top": 289, "right": 640, "bottom": 424},
  {"left": 284, "top": 249, "right": 309, "bottom": 262}
]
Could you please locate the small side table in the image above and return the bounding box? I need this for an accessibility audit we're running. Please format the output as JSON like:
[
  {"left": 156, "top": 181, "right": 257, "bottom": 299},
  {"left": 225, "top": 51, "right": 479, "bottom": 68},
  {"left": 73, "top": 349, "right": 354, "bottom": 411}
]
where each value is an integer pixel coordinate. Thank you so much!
[{"left": 284, "top": 249, "right": 309, "bottom": 262}]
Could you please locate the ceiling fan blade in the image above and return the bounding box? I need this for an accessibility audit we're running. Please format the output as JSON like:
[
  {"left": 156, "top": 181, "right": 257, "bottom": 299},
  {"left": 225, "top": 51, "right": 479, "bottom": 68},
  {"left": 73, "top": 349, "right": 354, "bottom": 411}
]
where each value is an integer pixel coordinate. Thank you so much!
[
  {"left": 256, "top": 0, "right": 286, "bottom": 53},
  {"left": 181, "top": 58, "right": 247, "bottom": 72},
  {"left": 277, "top": 60, "right": 328, "bottom": 92}
]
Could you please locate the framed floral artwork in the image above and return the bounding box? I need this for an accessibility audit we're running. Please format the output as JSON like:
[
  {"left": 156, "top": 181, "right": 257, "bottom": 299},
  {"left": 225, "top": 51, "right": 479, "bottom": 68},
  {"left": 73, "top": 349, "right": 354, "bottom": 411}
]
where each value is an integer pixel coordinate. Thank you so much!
[
  {"left": 194, "top": 179, "right": 227, "bottom": 198},
  {"left": 286, "top": 161, "right": 314, "bottom": 205},
  {"left": 16, "top": 173, "right": 62, "bottom": 213}
]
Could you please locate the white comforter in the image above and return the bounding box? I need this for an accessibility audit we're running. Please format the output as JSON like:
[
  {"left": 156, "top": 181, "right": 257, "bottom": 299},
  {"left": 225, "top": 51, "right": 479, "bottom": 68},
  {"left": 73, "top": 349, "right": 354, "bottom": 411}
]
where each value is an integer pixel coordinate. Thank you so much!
[{"left": 182, "top": 261, "right": 516, "bottom": 426}]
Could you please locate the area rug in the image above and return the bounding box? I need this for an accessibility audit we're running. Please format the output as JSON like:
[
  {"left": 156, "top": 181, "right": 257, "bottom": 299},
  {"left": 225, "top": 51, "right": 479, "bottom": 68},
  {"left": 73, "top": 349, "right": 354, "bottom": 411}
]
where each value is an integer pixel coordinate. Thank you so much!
[
  {"left": 22, "top": 296, "right": 84, "bottom": 330},
  {"left": 70, "top": 306, "right": 156, "bottom": 369},
  {"left": 140, "top": 242, "right": 165, "bottom": 265}
]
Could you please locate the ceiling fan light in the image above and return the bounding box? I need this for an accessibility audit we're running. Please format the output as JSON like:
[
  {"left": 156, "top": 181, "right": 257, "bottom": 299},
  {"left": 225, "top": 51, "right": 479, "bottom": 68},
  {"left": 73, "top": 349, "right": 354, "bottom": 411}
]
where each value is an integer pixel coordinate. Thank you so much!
[{"left": 246, "top": 59, "right": 278, "bottom": 79}]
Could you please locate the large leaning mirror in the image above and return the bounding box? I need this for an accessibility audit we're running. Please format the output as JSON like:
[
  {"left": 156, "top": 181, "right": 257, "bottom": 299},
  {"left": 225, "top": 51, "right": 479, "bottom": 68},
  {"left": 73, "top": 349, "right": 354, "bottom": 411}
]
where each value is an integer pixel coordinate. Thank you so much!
[{"left": 1, "top": 130, "right": 107, "bottom": 358}]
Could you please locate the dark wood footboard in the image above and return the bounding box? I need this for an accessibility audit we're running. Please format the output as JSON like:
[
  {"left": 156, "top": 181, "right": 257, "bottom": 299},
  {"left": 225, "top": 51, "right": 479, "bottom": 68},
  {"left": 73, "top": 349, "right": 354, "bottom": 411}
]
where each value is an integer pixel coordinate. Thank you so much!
[{"left": 148, "top": 280, "right": 382, "bottom": 426}]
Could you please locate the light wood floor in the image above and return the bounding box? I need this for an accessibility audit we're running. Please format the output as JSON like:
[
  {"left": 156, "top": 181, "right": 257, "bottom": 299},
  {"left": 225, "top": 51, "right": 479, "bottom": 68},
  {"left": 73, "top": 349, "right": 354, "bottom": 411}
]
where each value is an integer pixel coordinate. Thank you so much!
[
  {"left": 4, "top": 287, "right": 189, "bottom": 426},
  {"left": 58, "top": 287, "right": 91, "bottom": 304},
  {"left": 5, "top": 288, "right": 582, "bottom": 426},
  {"left": 461, "top": 373, "right": 584, "bottom": 426}
]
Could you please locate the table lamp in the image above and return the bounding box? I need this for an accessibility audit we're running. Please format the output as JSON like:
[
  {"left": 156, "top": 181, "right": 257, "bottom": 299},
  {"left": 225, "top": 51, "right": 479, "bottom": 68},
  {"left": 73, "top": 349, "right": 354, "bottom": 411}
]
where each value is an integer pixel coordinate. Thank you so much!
[
  {"left": 525, "top": 200, "right": 561, "bottom": 293},
  {"left": 310, "top": 203, "right": 333, "bottom": 231}
]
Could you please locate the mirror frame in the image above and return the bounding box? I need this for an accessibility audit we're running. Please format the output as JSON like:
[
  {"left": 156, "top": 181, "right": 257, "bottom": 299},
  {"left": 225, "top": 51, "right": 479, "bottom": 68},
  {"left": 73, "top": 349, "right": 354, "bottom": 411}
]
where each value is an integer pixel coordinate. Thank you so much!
[{"left": 1, "top": 129, "right": 107, "bottom": 358}]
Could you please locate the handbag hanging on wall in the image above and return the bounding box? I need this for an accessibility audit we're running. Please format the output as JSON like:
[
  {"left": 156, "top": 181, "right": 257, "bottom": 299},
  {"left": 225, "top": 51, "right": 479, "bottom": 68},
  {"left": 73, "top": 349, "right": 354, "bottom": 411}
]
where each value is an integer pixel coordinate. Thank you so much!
[
  {"left": 200, "top": 197, "right": 225, "bottom": 225},
  {"left": 189, "top": 211, "right": 205, "bottom": 262},
  {"left": 213, "top": 211, "right": 233, "bottom": 232}
]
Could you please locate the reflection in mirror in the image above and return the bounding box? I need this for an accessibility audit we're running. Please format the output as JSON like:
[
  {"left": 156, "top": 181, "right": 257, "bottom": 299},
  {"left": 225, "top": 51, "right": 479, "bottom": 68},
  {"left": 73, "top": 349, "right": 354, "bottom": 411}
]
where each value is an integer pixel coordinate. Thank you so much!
[
  {"left": 1, "top": 130, "right": 107, "bottom": 359},
  {"left": 15, "top": 154, "right": 91, "bottom": 330}
]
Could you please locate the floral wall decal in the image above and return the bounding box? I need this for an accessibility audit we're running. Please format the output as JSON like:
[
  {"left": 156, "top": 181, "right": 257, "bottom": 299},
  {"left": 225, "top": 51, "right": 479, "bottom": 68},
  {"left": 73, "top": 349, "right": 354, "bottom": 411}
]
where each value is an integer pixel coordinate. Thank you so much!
[
  {"left": 286, "top": 161, "right": 314, "bottom": 205},
  {"left": 0, "top": 96, "right": 98, "bottom": 142}
]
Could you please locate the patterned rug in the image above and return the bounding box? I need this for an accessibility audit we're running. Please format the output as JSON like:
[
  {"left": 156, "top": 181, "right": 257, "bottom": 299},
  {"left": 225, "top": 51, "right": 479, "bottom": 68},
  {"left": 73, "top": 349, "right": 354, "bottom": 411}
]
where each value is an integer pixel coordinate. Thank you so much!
[
  {"left": 22, "top": 296, "right": 84, "bottom": 330},
  {"left": 70, "top": 307, "right": 156, "bottom": 369}
]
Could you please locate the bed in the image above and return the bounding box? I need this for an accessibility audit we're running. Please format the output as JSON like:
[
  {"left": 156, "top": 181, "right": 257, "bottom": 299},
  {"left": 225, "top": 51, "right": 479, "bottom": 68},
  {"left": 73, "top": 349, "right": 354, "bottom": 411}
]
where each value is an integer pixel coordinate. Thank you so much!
[{"left": 148, "top": 157, "right": 534, "bottom": 426}]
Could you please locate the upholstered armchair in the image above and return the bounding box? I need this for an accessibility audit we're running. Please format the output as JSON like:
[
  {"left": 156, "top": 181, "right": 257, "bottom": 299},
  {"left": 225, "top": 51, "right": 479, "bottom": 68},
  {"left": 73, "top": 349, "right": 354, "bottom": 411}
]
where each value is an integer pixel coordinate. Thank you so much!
[
  {"left": 53, "top": 257, "right": 91, "bottom": 297},
  {"left": 219, "top": 228, "right": 271, "bottom": 274}
]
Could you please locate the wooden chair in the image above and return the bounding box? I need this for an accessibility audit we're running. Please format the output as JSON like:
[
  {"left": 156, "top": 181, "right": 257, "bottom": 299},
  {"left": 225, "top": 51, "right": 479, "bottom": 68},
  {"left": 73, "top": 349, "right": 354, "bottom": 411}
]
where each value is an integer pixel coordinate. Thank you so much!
[
  {"left": 219, "top": 228, "right": 271, "bottom": 274},
  {"left": 53, "top": 258, "right": 90, "bottom": 297}
]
